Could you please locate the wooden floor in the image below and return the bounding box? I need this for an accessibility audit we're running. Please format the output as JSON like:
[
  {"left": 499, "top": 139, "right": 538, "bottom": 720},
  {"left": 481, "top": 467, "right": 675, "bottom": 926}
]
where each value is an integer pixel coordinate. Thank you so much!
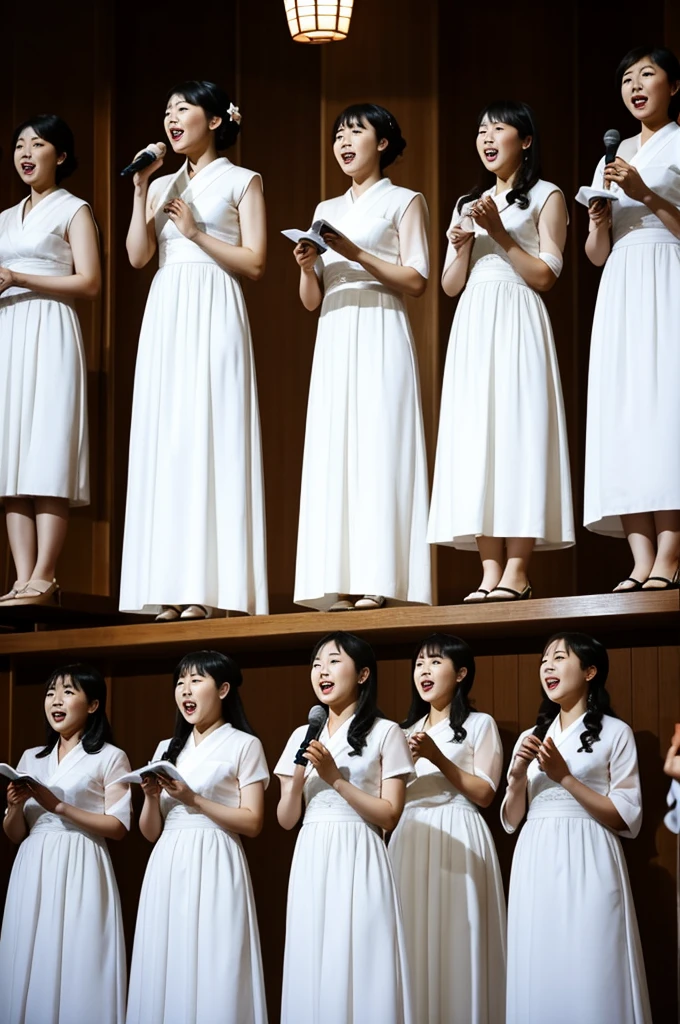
[{"left": 1, "top": 590, "right": 678, "bottom": 668}]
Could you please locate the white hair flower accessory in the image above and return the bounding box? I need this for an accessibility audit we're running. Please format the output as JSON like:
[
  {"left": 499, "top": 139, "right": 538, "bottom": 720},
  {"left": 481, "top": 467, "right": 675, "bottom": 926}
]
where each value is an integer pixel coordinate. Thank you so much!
[{"left": 228, "top": 103, "right": 242, "bottom": 124}]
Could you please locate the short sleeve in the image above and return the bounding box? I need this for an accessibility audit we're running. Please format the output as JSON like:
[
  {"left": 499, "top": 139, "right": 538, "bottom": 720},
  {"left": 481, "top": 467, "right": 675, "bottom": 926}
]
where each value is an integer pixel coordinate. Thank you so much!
[
  {"left": 237, "top": 169, "right": 263, "bottom": 206},
  {"left": 274, "top": 726, "right": 308, "bottom": 778},
  {"left": 470, "top": 714, "right": 503, "bottom": 791},
  {"left": 591, "top": 155, "right": 606, "bottom": 191},
  {"left": 608, "top": 724, "right": 642, "bottom": 839},
  {"left": 104, "top": 748, "right": 132, "bottom": 830},
  {"left": 238, "top": 736, "right": 270, "bottom": 791},
  {"left": 380, "top": 722, "right": 415, "bottom": 782},
  {"left": 66, "top": 197, "right": 91, "bottom": 231},
  {"left": 398, "top": 193, "right": 429, "bottom": 279},
  {"left": 665, "top": 780, "right": 680, "bottom": 834},
  {"left": 534, "top": 182, "right": 569, "bottom": 228},
  {"left": 500, "top": 729, "right": 533, "bottom": 834},
  {"left": 15, "top": 750, "right": 31, "bottom": 774}
]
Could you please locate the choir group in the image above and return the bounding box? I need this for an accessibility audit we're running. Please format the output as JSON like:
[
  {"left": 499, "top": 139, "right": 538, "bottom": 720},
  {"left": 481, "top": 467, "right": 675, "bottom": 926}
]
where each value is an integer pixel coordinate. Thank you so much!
[
  {"left": 1, "top": 45, "right": 679, "bottom": 617},
  {"left": 0, "top": 37, "right": 679, "bottom": 1024},
  {"left": 2, "top": 628, "right": 678, "bottom": 1024}
]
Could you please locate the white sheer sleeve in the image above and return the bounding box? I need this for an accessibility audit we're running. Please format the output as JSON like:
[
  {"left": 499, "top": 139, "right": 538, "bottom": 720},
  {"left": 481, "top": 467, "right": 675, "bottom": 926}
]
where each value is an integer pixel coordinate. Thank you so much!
[
  {"left": 274, "top": 726, "right": 309, "bottom": 778},
  {"left": 104, "top": 748, "right": 132, "bottom": 830},
  {"left": 238, "top": 736, "right": 270, "bottom": 790},
  {"left": 470, "top": 714, "right": 503, "bottom": 791},
  {"left": 607, "top": 723, "right": 643, "bottom": 839},
  {"left": 398, "top": 194, "right": 429, "bottom": 278}
]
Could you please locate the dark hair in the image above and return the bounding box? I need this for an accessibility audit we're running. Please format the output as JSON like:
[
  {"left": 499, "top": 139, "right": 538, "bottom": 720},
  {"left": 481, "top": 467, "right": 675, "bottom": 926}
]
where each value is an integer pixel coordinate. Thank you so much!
[
  {"left": 402, "top": 633, "right": 476, "bottom": 741},
  {"left": 166, "top": 81, "right": 240, "bottom": 150},
  {"left": 457, "top": 100, "right": 541, "bottom": 213},
  {"left": 310, "top": 631, "right": 381, "bottom": 756},
  {"left": 11, "top": 114, "right": 77, "bottom": 184},
  {"left": 331, "top": 103, "right": 406, "bottom": 170},
  {"left": 615, "top": 47, "right": 680, "bottom": 121},
  {"left": 36, "top": 664, "right": 113, "bottom": 758},
  {"left": 162, "top": 651, "right": 255, "bottom": 764},
  {"left": 532, "top": 633, "right": 615, "bottom": 753}
]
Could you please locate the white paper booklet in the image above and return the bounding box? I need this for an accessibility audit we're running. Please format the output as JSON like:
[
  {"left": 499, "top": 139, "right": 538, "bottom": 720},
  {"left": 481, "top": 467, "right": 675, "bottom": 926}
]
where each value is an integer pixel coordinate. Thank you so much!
[
  {"left": 575, "top": 186, "right": 621, "bottom": 207},
  {"left": 281, "top": 218, "right": 348, "bottom": 254},
  {"left": 0, "top": 763, "right": 37, "bottom": 784},
  {"left": 114, "top": 760, "right": 186, "bottom": 785}
]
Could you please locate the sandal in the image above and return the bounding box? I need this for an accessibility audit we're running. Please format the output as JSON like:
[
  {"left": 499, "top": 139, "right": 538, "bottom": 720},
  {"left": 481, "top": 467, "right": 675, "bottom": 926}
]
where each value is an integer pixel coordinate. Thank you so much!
[
  {"left": 354, "top": 595, "right": 385, "bottom": 610},
  {"left": 0, "top": 580, "right": 28, "bottom": 603},
  {"left": 463, "top": 588, "right": 490, "bottom": 604},
  {"left": 329, "top": 598, "right": 355, "bottom": 612},
  {"left": 155, "top": 605, "right": 182, "bottom": 622},
  {"left": 7, "top": 579, "right": 59, "bottom": 606},
  {"left": 180, "top": 605, "right": 211, "bottom": 620},
  {"left": 641, "top": 571, "right": 680, "bottom": 591},
  {"left": 486, "top": 582, "right": 533, "bottom": 602},
  {"left": 613, "top": 577, "right": 644, "bottom": 592}
]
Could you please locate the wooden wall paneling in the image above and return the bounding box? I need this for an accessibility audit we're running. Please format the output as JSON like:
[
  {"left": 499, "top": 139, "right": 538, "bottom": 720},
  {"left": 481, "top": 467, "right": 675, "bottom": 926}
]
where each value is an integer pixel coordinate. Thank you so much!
[
  {"left": 608, "top": 646, "right": 633, "bottom": 723},
  {"left": 237, "top": 0, "right": 322, "bottom": 612}
]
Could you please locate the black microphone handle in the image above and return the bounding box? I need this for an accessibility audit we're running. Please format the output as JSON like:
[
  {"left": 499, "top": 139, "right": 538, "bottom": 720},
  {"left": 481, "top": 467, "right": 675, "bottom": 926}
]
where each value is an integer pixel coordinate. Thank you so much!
[
  {"left": 120, "top": 150, "right": 159, "bottom": 178},
  {"left": 293, "top": 723, "right": 324, "bottom": 766}
]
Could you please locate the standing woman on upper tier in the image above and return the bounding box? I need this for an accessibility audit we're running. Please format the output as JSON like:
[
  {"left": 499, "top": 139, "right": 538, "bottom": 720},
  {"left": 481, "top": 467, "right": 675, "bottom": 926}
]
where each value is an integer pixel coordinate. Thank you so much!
[
  {"left": 120, "top": 81, "right": 268, "bottom": 621},
  {"left": 502, "top": 632, "right": 651, "bottom": 1024},
  {"left": 584, "top": 47, "right": 680, "bottom": 592},
  {"left": 0, "top": 115, "right": 100, "bottom": 607},
  {"left": 292, "top": 103, "right": 431, "bottom": 612},
  {"left": 428, "top": 101, "right": 574, "bottom": 602}
]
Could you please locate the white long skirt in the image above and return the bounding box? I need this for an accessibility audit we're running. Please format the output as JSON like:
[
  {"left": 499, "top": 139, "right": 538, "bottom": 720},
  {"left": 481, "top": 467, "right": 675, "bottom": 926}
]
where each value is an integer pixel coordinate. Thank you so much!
[
  {"left": 428, "top": 262, "right": 574, "bottom": 549},
  {"left": 0, "top": 824, "right": 126, "bottom": 1024},
  {"left": 506, "top": 805, "right": 651, "bottom": 1024},
  {"left": 126, "top": 821, "right": 267, "bottom": 1024},
  {"left": 294, "top": 286, "right": 431, "bottom": 609},
  {"left": 281, "top": 813, "right": 414, "bottom": 1024},
  {"left": 389, "top": 794, "right": 507, "bottom": 1024},
  {"left": 0, "top": 293, "right": 89, "bottom": 504},
  {"left": 119, "top": 262, "right": 268, "bottom": 614},
  {"left": 584, "top": 234, "right": 680, "bottom": 535}
]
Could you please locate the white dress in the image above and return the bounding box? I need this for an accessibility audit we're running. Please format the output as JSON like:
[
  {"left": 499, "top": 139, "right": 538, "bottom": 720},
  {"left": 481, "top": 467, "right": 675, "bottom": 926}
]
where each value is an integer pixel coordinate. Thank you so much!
[
  {"left": 0, "top": 742, "right": 131, "bottom": 1024},
  {"left": 388, "top": 712, "right": 507, "bottom": 1024},
  {"left": 294, "top": 178, "right": 432, "bottom": 609},
  {"left": 428, "top": 181, "right": 574, "bottom": 550},
  {"left": 584, "top": 122, "right": 680, "bottom": 534},
  {"left": 275, "top": 715, "right": 415, "bottom": 1023},
  {"left": 502, "top": 714, "right": 651, "bottom": 1024},
  {"left": 119, "top": 158, "right": 268, "bottom": 614},
  {"left": 126, "top": 724, "right": 269, "bottom": 1024},
  {"left": 0, "top": 189, "right": 89, "bottom": 504}
]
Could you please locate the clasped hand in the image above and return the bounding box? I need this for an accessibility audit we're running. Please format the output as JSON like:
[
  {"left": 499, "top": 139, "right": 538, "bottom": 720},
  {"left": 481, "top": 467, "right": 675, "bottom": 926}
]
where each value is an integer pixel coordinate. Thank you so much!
[
  {"left": 0, "top": 266, "right": 16, "bottom": 295},
  {"left": 163, "top": 198, "right": 199, "bottom": 240},
  {"left": 510, "top": 734, "right": 570, "bottom": 784},
  {"left": 303, "top": 739, "right": 342, "bottom": 785},
  {"left": 470, "top": 195, "right": 505, "bottom": 238},
  {"left": 408, "top": 731, "right": 440, "bottom": 764},
  {"left": 602, "top": 158, "right": 649, "bottom": 202}
]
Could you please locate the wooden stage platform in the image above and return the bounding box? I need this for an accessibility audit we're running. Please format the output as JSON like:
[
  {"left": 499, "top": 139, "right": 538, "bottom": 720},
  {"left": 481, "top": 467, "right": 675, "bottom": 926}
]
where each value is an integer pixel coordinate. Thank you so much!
[{"left": 1, "top": 590, "right": 678, "bottom": 670}]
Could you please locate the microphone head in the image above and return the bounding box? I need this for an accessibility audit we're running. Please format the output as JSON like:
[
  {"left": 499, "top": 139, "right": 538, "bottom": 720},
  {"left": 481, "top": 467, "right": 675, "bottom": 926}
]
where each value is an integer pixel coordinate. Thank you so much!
[
  {"left": 307, "top": 705, "right": 328, "bottom": 728},
  {"left": 603, "top": 129, "right": 620, "bottom": 149}
]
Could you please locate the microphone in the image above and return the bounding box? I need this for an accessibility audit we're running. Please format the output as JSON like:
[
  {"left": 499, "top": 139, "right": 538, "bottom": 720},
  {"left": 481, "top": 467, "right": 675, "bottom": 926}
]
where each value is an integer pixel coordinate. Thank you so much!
[
  {"left": 120, "top": 142, "right": 167, "bottom": 178},
  {"left": 603, "top": 129, "right": 620, "bottom": 191},
  {"left": 293, "top": 705, "right": 328, "bottom": 766}
]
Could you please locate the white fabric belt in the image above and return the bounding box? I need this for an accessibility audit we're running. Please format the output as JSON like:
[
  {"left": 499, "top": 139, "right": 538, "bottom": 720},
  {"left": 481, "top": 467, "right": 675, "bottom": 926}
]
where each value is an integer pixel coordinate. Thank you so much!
[
  {"left": 162, "top": 815, "right": 224, "bottom": 831},
  {"left": 612, "top": 229, "right": 680, "bottom": 250},
  {"left": 468, "top": 257, "right": 530, "bottom": 287},
  {"left": 527, "top": 802, "right": 596, "bottom": 820},
  {"left": 30, "top": 817, "right": 103, "bottom": 842},
  {"left": 303, "top": 806, "right": 381, "bottom": 834}
]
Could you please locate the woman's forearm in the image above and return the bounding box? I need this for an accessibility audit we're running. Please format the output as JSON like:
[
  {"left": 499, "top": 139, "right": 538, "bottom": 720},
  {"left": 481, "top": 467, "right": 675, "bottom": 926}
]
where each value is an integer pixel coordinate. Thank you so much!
[
  {"left": 332, "top": 778, "right": 403, "bottom": 831},
  {"left": 299, "top": 268, "right": 323, "bottom": 310},
  {"left": 560, "top": 775, "right": 627, "bottom": 831},
  {"left": 3, "top": 806, "right": 28, "bottom": 844},
  {"left": 642, "top": 188, "right": 680, "bottom": 239},
  {"left": 191, "top": 795, "right": 264, "bottom": 838},
  {"left": 441, "top": 248, "right": 472, "bottom": 297},
  {"left": 502, "top": 773, "right": 528, "bottom": 831},
  {"left": 9, "top": 270, "right": 100, "bottom": 301},
  {"left": 496, "top": 233, "right": 558, "bottom": 291},
  {"left": 189, "top": 231, "right": 265, "bottom": 281},
  {"left": 55, "top": 803, "right": 127, "bottom": 840},
  {"left": 277, "top": 768, "right": 306, "bottom": 829},
  {"left": 355, "top": 250, "right": 427, "bottom": 298},
  {"left": 139, "top": 796, "right": 163, "bottom": 842},
  {"left": 585, "top": 222, "right": 611, "bottom": 266},
  {"left": 433, "top": 750, "right": 495, "bottom": 808},
  {"left": 127, "top": 186, "right": 157, "bottom": 268}
]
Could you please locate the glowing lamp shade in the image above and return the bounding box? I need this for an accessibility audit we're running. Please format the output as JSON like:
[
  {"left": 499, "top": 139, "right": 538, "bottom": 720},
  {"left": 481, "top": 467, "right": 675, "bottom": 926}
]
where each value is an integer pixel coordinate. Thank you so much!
[{"left": 284, "top": 1, "right": 354, "bottom": 43}]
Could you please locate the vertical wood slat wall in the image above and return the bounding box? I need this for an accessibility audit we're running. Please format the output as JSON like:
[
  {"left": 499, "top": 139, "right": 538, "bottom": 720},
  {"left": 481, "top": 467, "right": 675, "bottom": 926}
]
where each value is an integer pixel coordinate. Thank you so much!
[{"left": 1, "top": 0, "right": 679, "bottom": 1020}]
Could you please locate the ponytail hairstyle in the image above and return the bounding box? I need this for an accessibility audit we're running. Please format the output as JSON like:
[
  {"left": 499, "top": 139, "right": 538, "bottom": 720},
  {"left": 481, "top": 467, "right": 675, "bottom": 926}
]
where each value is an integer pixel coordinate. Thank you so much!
[
  {"left": 331, "top": 103, "right": 406, "bottom": 170},
  {"left": 402, "top": 633, "right": 476, "bottom": 741},
  {"left": 533, "top": 632, "right": 616, "bottom": 753},
  {"left": 162, "top": 650, "right": 255, "bottom": 764},
  {"left": 457, "top": 99, "right": 541, "bottom": 214},
  {"left": 36, "top": 664, "right": 113, "bottom": 758},
  {"left": 166, "top": 80, "right": 241, "bottom": 150},
  {"left": 615, "top": 46, "right": 680, "bottom": 121},
  {"left": 310, "top": 631, "right": 381, "bottom": 757},
  {"left": 12, "top": 114, "right": 77, "bottom": 184}
]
